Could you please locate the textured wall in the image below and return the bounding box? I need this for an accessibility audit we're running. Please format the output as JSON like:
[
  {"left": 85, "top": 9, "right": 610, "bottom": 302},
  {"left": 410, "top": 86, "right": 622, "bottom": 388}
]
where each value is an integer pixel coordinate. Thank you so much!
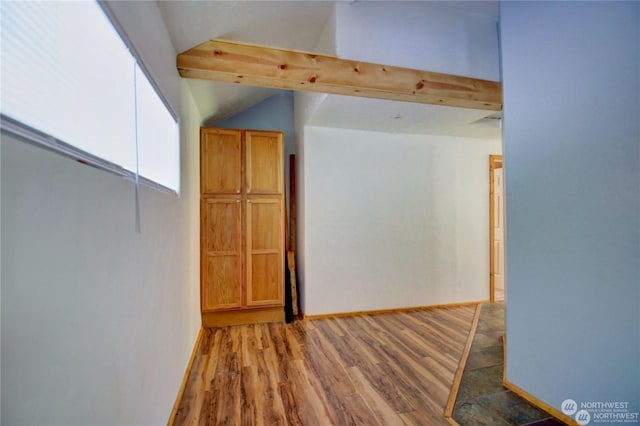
[
  {"left": 301, "top": 126, "right": 500, "bottom": 315},
  {"left": 501, "top": 0, "right": 640, "bottom": 417},
  {"left": 1, "top": 1, "right": 202, "bottom": 424}
]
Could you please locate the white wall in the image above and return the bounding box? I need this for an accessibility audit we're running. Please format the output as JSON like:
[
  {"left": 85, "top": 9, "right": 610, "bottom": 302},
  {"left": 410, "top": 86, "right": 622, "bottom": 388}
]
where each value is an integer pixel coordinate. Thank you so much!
[
  {"left": 1, "top": 2, "right": 202, "bottom": 424},
  {"left": 294, "top": 2, "right": 501, "bottom": 315},
  {"left": 501, "top": 0, "right": 639, "bottom": 417},
  {"left": 294, "top": 91, "right": 329, "bottom": 314},
  {"left": 335, "top": 1, "right": 500, "bottom": 81},
  {"left": 301, "top": 126, "right": 500, "bottom": 315},
  {"left": 313, "top": 2, "right": 336, "bottom": 56}
]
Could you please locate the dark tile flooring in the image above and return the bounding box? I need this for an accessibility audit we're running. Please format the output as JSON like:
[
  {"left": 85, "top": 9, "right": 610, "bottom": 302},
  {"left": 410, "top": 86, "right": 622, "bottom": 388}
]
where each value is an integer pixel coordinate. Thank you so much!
[{"left": 452, "top": 303, "right": 566, "bottom": 426}]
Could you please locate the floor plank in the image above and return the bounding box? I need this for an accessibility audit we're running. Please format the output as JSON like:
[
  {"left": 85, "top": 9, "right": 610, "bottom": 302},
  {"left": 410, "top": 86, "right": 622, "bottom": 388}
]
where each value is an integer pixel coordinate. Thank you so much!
[{"left": 172, "top": 305, "right": 476, "bottom": 425}]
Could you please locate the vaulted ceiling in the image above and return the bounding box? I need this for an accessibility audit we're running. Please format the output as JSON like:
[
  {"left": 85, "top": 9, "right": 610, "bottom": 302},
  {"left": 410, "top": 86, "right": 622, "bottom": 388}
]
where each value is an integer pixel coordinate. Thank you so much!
[
  {"left": 157, "top": 1, "right": 501, "bottom": 138},
  {"left": 158, "top": 1, "right": 334, "bottom": 122}
]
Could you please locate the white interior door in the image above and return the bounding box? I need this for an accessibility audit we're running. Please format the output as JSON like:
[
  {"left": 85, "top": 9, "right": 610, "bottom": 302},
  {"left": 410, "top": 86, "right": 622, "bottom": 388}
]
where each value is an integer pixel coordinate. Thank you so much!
[{"left": 493, "top": 167, "right": 505, "bottom": 296}]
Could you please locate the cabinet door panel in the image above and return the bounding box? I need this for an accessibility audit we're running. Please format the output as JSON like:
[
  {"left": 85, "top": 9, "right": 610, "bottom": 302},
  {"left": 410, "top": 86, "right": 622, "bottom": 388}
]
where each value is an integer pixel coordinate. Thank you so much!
[
  {"left": 246, "top": 131, "right": 283, "bottom": 194},
  {"left": 201, "top": 199, "right": 242, "bottom": 311},
  {"left": 249, "top": 253, "right": 281, "bottom": 305},
  {"left": 201, "top": 128, "right": 241, "bottom": 194},
  {"left": 202, "top": 199, "right": 241, "bottom": 253},
  {"left": 250, "top": 200, "right": 281, "bottom": 250},
  {"left": 246, "top": 199, "right": 283, "bottom": 306},
  {"left": 202, "top": 256, "right": 241, "bottom": 311}
]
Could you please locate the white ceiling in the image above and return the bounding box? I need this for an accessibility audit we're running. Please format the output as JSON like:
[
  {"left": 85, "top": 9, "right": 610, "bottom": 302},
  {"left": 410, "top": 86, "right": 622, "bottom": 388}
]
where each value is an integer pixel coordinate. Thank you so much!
[
  {"left": 157, "top": 1, "right": 501, "bottom": 139},
  {"left": 308, "top": 95, "right": 501, "bottom": 138}
]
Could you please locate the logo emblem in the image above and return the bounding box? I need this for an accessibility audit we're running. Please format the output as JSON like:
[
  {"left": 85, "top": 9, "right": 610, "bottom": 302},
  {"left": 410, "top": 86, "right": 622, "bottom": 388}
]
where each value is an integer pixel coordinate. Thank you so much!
[
  {"left": 575, "top": 409, "right": 591, "bottom": 425},
  {"left": 561, "top": 399, "right": 578, "bottom": 415}
]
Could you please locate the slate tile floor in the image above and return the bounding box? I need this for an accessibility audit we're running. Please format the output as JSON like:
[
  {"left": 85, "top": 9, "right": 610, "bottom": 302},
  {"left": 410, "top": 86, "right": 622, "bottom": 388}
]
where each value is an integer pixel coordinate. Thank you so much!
[{"left": 452, "top": 303, "right": 566, "bottom": 426}]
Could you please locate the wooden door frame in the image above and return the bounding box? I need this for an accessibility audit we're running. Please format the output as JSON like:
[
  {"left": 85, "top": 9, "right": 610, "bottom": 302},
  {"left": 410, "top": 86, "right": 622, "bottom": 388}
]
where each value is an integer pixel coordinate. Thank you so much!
[{"left": 489, "top": 155, "right": 503, "bottom": 302}]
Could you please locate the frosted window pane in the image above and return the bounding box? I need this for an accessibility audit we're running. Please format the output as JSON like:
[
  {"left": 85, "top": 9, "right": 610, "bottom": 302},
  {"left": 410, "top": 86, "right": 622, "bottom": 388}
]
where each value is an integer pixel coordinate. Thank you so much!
[
  {"left": 1, "top": 1, "right": 179, "bottom": 192},
  {"left": 136, "top": 69, "right": 180, "bottom": 191},
  {"left": 1, "top": 1, "right": 136, "bottom": 171}
]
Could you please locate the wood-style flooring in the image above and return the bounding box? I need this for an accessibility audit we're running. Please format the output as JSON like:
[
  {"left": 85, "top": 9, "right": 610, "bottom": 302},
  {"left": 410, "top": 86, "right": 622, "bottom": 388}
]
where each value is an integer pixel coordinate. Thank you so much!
[{"left": 172, "top": 305, "right": 476, "bottom": 426}]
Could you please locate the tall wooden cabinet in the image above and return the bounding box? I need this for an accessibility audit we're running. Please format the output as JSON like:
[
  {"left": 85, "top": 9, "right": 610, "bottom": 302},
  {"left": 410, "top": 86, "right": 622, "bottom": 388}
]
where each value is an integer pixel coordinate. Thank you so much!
[{"left": 200, "top": 127, "right": 285, "bottom": 327}]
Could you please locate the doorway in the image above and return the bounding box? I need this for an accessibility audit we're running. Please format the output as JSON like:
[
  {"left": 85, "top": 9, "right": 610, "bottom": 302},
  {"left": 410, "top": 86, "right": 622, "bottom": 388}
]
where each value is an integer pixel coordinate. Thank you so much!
[{"left": 489, "top": 155, "right": 504, "bottom": 302}]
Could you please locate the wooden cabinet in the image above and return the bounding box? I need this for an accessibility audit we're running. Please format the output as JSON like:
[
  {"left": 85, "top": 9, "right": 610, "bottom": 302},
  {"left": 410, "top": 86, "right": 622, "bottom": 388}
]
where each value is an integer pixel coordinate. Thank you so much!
[
  {"left": 201, "top": 129, "right": 241, "bottom": 195},
  {"left": 247, "top": 198, "right": 283, "bottom": 307},
  {"left": 200, "top": 127, "right": 284, "bottom": 327},
  {"left": 201, "top": 198, "right": 242, "bottom": 311}
]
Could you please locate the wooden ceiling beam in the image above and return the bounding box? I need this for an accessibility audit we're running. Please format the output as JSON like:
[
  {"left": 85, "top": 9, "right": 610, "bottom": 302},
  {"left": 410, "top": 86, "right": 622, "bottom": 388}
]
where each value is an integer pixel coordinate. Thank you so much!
[{"left": 177, "top": 39, "right": 502, "bottom": 111}]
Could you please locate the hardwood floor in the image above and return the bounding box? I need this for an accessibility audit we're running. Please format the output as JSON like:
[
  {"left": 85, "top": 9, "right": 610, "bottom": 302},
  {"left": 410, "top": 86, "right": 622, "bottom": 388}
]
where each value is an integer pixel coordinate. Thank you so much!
[{"left": 172, "top": 305, "right": 476, "bottom": 425}]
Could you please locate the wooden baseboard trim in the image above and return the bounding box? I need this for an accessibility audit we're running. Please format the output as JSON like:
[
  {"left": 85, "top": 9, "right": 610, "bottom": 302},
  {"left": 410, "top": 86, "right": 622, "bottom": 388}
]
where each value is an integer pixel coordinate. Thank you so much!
[
  {"left": 303, "top": 300, "right": 486, "bottom": 320},
  {"left": 502, "top": 380, "right": 575, "bottom": 425},
  {"left": 442, "top": 305, "right": 571, "bottom": 426},
  {"left": 443, "top": 304, "right": 482, "bottom": 424},
  {"left": 202, "top": 306, "right": 284, "bottom": 327},
  {"left": 167, "top": 327, "right": 204, "bottom": 426},
  {"left": 502, "top": 334, "right": 575, "bottom": 425}
]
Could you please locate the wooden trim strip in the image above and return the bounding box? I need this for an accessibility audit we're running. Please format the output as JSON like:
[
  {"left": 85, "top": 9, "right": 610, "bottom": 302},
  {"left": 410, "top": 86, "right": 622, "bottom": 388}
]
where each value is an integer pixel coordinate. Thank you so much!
[
  {"left": 167, "top": 327, "right": 204, "bottom": 426},
  {"left": 177, "top": 39, "right": 502, "bottom": 111},
  {"left": 303, "top": 300, "right": 486, "bottom": 320},
  {"left": 502, "top": 381, "right": 575, "bottom": 425},
  {"left": 443, "top": 304, "right": 482, "bottom": 423},
  {"left": 502, "top": 334, "right": 576, "bottom": 425},
  {"left": 202, "top": 306, "right": 284, "bottom": 327},
  {"left": 445, "top": 416, "right": 460, "bottom": 426}
]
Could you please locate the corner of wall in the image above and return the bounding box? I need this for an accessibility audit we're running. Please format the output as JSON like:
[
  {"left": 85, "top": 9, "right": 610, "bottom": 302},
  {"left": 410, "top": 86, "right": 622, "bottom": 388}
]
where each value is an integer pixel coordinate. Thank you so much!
[
  {"left": 313, "top": 2, "right": 337, "bottom": 55},
  {"left": 295, "top": 126, "right": 306, "bottom": 314}
]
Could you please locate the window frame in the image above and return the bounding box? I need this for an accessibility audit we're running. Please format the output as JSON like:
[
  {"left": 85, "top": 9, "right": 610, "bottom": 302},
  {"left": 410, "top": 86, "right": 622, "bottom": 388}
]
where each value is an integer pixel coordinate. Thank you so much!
[{"left": 0, "top": 0, "right": 181, "bottom": 196}]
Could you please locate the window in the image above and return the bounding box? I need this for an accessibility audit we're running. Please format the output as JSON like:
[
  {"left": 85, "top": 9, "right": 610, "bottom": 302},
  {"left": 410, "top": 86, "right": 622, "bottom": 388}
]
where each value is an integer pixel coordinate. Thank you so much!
[{"left": 0, "top": 1, "right": 180, "bottom": 193}]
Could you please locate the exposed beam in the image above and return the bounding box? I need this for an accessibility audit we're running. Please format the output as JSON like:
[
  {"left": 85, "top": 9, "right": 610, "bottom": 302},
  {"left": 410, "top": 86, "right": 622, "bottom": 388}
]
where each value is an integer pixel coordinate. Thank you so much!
[{"left": 177, "top": 39, "right": 502, "bottom": 111}]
